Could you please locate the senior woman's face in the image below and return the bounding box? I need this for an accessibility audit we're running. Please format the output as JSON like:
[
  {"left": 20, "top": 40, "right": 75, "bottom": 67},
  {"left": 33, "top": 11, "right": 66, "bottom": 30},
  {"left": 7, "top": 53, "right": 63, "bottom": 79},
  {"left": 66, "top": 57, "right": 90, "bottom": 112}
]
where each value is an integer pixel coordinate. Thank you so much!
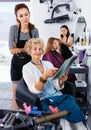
[{"left": 30, "top": 43, "right": 43, "bottom": 59}]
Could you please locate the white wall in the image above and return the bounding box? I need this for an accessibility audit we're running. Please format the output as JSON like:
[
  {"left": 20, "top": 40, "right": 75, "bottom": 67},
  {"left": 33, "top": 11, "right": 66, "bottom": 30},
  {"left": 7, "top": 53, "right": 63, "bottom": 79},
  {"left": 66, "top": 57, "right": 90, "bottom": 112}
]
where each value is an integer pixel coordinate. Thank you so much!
[
  {"left": 30, "top": 0, "right": 91, "bottom": 45},
  {"left": 0, "top": 0, "right": 90, "bottom": 45}
]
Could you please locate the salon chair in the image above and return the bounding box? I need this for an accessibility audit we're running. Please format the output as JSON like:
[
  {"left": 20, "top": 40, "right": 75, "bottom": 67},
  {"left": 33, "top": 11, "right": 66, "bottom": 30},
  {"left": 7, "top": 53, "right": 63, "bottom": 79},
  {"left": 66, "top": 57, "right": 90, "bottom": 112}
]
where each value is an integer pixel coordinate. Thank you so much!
[
  {"left": 16, "top": 78, "right": 90, "bottom": 130},
  {"left": 16, "top": 78, "right": 75, "bottom": 110},
  {"left": 16, "top": 78, "right": 40, "bottom": 110},
  {"left": 16, "top": 78, "right": 71, "bottom": 130}
]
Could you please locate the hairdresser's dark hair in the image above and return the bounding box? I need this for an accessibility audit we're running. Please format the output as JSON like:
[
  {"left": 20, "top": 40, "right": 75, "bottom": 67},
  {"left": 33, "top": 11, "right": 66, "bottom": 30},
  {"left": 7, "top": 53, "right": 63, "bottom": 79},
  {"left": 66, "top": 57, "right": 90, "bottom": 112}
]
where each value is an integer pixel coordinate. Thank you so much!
[
  {"left": 15, "top": 3, "right": 30, "bottom": 15},
  {"left": 60, "top": 25, "right": 70, "bottom": 38}
]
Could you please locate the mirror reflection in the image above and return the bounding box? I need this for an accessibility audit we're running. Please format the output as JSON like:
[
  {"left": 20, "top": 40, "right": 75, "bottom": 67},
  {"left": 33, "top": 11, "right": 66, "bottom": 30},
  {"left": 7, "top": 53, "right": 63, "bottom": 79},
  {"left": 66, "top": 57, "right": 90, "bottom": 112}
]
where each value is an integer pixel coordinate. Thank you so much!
[{"left": 75, "top": 16, "right": 89, "bottom": 46}]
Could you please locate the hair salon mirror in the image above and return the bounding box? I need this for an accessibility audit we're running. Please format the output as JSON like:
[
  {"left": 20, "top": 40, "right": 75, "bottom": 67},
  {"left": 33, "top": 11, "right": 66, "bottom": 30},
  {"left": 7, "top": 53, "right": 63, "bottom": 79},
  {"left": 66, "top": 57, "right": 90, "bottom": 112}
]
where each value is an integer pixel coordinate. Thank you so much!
[{"left": 75, "top": 16, "right": 89, "bottom": 46}]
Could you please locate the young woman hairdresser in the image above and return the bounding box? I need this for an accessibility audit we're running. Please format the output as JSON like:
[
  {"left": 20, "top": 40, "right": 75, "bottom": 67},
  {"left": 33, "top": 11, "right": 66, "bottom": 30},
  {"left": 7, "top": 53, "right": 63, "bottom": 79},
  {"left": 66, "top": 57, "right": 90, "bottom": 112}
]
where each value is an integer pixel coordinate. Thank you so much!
[
  {"left": 8, "top": 3, "right": 39, "bottom": 110},
  {"left": 59, "top": 25, "right": 73, "bottom": 60}
]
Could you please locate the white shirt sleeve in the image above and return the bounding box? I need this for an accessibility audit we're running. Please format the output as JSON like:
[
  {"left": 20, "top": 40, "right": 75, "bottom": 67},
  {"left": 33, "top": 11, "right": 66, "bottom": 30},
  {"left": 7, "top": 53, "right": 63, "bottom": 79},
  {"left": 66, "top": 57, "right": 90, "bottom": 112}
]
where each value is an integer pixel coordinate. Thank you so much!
[{"left": 23, "top": 63, "right": 41, "bottom": 94}]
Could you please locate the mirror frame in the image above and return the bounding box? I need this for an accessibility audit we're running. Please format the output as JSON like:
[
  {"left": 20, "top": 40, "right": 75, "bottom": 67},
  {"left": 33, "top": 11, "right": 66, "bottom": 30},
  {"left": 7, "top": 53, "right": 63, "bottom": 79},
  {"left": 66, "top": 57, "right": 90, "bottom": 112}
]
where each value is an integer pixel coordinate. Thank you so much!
[{"left": 74, "top": 16, "right": 87, "bottom": 44}]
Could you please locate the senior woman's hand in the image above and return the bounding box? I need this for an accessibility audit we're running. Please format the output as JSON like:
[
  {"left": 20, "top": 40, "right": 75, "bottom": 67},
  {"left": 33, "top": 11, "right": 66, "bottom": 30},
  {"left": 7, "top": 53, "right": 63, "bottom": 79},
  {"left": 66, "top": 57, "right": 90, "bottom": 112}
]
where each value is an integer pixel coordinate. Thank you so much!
[
  {"left": 59, "top": 71, "right": 68, "bottom": 85},
  {"left": 43, "top": 67, "right": 58, "bottom": 80}
]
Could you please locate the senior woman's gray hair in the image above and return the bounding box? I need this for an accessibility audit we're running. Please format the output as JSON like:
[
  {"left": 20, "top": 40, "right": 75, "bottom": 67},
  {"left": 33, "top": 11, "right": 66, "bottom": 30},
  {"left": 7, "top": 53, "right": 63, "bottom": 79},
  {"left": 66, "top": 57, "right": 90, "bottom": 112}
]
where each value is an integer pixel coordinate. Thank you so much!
[{"left": 24, "top": 38, "right": 44, "bottom": 55}]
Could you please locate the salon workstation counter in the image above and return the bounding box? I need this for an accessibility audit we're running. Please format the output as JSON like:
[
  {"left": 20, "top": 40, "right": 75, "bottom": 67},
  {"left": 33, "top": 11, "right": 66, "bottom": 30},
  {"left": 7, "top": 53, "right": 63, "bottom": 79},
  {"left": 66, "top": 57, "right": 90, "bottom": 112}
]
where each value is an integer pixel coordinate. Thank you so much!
[{"left": 74, "top": 45, "right": 91, "bottom": 51}]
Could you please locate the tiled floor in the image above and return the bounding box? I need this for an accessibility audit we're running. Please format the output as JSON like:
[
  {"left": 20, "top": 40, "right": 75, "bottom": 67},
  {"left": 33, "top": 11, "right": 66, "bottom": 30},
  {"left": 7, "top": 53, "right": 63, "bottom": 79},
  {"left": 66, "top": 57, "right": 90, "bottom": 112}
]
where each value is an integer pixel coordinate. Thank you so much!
[{"left": 0, "top": 62, "right": 91, "bottom": 129}]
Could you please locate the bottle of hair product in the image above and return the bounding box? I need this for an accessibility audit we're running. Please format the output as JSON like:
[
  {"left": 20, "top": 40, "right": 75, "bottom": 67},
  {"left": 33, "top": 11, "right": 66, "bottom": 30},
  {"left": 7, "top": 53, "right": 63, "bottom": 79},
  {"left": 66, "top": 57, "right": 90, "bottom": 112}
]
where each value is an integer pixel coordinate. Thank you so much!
[
  {"left": 79, "top": 50, "right": 84, "bottom": 63},
  {"left": 83, "top": 26, "right": 86, "bottom": 45},
  {"left": 76, "top": 37, "right": 80, "bottom": 45},
  {"left": 85, "top": 26, "right": 89, "bottom": 45},
  {"left": 80, "top": 36, "right": 82, "bottom": 45}
]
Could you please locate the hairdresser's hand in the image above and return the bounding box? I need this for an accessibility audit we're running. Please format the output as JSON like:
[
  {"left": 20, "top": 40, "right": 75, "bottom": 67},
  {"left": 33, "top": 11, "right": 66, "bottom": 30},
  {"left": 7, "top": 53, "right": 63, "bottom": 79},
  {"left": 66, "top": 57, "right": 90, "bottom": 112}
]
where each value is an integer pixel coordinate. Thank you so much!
[
  {"left": 59, "top": 71, "right": 68, "bottom": 85},
  {"left": 10, "top": 41, "right": 25, "bottom": 55},
  {"left": 60, "top": 35, "right": 67, "bottom": 44},
  {"left": 43, "top": 68, "right": 58, "bottom": 79}
]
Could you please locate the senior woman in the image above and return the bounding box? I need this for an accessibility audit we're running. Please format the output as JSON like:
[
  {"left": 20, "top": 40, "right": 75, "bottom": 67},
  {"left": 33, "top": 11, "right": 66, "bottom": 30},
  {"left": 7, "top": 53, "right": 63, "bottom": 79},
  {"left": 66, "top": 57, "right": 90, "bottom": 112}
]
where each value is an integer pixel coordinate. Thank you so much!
[{"left": 22, "top": 38, "right": 87, "bottom": 130}]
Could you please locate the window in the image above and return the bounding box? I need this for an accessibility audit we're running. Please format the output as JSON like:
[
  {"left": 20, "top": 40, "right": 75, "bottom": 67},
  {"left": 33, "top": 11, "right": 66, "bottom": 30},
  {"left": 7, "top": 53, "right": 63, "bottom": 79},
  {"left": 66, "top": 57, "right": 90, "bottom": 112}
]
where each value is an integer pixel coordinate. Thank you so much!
[{"left": 0, "top": 2, "right": 30, "bottom": 59}]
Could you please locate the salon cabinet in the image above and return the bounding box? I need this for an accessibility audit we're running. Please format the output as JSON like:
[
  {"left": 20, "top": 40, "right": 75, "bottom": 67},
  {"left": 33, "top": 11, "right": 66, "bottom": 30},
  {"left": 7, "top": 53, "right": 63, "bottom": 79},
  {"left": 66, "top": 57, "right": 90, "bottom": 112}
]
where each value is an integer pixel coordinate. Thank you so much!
[{"left": 69, "top": 64, "right": 89, "bottom": 113}]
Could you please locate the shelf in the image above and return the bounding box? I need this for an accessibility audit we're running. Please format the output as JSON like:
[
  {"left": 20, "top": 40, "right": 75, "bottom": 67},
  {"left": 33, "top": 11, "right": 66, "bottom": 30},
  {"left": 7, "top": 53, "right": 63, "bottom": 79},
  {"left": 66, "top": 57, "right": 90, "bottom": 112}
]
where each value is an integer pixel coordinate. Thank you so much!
[
  {"left": 75, "top": 80, "right": 87, "bottom": 92},
  {"left": 69, "top": 63, "right": 89, "bottom": 112},
  {"left": 74, "top": 45, "right": 91, "bottom": 50},
  {"left": 69, "top": 64, "right": 88, "bottom": 74},
  {"left": 75, "top": 80, "right": 87, "bottom": 87}
]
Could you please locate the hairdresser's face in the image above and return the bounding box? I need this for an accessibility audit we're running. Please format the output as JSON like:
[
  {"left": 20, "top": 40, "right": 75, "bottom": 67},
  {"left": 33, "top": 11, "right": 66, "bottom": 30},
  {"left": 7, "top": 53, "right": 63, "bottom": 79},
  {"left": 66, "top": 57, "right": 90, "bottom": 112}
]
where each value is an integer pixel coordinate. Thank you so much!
[
  {"left": 52, "top": 40, "right": 59, "bottom": 50},
  {"left": 30, "top": 43, "right": 43, "bottom": 60},
  {"left": 16, "top": 8, "right": 30, "bottom": 25},
  {"left": 60, "top": 27, "right": 68, "bottom": 36}
]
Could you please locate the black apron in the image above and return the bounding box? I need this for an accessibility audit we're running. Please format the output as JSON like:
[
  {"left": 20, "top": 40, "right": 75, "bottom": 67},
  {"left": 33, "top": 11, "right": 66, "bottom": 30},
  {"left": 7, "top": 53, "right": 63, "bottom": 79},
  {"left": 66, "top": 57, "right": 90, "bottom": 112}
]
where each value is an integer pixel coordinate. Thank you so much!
[
  {"left": 61, "top": 44, "right": 73, "bottom": 60},
  {"left": 61, "top": 44, "right": 76, "bottom": 83},
  {"left": 11, "top": 26, "right": 31, "bottom": 81}
]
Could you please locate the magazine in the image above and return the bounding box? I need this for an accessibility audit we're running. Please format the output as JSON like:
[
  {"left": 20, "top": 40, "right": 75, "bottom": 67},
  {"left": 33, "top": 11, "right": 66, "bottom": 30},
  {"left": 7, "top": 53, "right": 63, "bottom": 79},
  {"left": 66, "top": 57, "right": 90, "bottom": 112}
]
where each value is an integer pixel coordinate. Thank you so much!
[{"left": 52, "top": 54, "right": 78, "bottom": 80}]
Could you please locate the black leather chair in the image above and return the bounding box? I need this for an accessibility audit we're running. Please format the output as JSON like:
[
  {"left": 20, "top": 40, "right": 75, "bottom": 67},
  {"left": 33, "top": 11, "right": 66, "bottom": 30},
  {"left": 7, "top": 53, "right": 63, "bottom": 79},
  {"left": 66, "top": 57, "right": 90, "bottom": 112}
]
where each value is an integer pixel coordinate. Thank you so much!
[
  {"left": 16, "top": 78, "right": 40, "bottom": 110},
  {"left": 62, "top": 81, "right": 76, "bottom": 96}
]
